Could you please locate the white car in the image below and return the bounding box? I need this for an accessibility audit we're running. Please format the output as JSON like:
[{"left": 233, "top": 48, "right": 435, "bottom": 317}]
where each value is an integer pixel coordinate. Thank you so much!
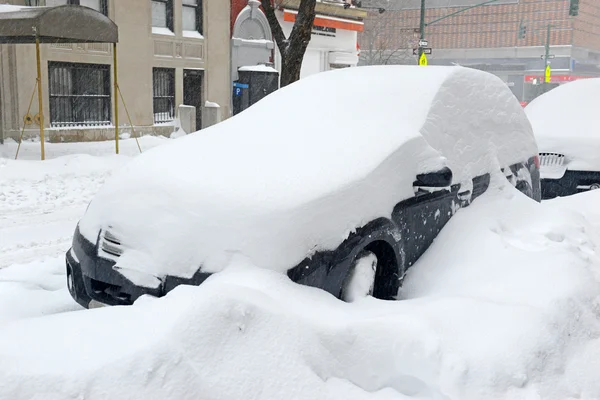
[
  {"left": 526, "top": 78, "right": 600, "bottom": 199},
  {"left": 66, "top": 65, "right": 540, "bottom": 308}
]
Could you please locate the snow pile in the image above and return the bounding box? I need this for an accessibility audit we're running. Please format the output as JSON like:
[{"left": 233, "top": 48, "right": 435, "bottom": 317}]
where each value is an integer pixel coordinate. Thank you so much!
[
  {"left": 0, "top": 258, "right": 81, "bottom": 324},
  {"left": 79, "top": 66, "right": 536, "bottom": 284},
  {"left": 0, "top": 137, "right": 168, "bottom": 268},
  {"left": 525, "top": 78, "right": 600, "bottom": 172},
  {"left": 1, "top": 183, "right": 599, "bottom": 399}
]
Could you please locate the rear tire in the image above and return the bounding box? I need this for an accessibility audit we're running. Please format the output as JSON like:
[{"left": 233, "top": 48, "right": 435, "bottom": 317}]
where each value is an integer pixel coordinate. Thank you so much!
[
  {"left": 341, "top": 250, "right": 378, "bottom": 302},
  {"left": 590, "top": 183, "right": 600, "bottom": 190}
]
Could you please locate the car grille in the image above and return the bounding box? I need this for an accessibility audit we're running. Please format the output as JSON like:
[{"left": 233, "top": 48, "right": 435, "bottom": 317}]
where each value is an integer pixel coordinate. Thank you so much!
[
  {"left": 98, "top": 229, "right": 123, "bottom": 260},
  {"left": 538, "top": 152, "right": 566, "bottom": 167}
]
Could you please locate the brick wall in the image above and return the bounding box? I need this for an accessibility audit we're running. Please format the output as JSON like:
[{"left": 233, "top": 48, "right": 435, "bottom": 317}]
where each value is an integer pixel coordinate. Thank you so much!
[
  {"left": 573, "top": 0, "right": 600, "bottom": 50},
  {"left": 362, "top": 0, "right": 600, "bottom": 52}
]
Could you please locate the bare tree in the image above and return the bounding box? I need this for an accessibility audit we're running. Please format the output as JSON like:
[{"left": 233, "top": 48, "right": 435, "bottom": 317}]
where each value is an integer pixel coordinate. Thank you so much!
[
  {"left": 359, "top": 1, "right": 417, "bottom": 65},
  {"left": 261, "top": 0, "right": 317, "bottom": 87}
]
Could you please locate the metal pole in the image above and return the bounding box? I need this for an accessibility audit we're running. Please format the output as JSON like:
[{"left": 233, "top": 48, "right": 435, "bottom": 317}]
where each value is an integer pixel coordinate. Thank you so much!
[
  {"left": 113, "top": 43, "right": 119, "bottom": 154},
  {"left": 35, "top": 37, "right": 45, "bottom": 160},
  {"left": 543, "top": 24, "right": 551, "bottom": 94},
  {"left": 418, "top": 0, "right": 426, "bottom": 63}
]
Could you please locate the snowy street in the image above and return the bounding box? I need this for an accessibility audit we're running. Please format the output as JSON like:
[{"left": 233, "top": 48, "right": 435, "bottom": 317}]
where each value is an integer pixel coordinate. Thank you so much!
[{"left": 1, "top": 137, "right": 600, "bottom": 400}]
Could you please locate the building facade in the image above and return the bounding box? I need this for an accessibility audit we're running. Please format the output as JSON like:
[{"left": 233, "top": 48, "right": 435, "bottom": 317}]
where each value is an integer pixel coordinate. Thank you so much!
[
  {"left": 0, "top": 0, "right": 231, "bottom": 143},
  {"left": 360, "top": 0, "right": 600, "bottom": 103},
  {"left": 230, "top": 0, "right": 365, "bottom": 80},
  {"left": 275, "top": 0, "right": 365, "bottom": 78}
]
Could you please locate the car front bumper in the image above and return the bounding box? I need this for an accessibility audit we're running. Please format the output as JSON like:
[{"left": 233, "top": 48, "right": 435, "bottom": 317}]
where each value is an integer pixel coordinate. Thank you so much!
[
  {"left": 541, "top": 170, "right": 600, "bottom": 199},
  {"left": 66, "top": 226, "right": 212, "bottom": 308}
]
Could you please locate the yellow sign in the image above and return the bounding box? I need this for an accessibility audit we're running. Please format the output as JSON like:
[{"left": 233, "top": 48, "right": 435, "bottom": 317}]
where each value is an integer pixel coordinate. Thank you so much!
[
  {"left": 545, "top": 65, "right": 551, "bottom": 83},
  {"left": 419, "top": 53, "right": 428, "bottom": 66}
]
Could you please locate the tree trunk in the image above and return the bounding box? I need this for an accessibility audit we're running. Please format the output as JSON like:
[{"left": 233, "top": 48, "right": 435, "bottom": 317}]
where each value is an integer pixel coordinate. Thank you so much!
[{"left": 261, "top": 0, "right": 317, "bottom": 88}]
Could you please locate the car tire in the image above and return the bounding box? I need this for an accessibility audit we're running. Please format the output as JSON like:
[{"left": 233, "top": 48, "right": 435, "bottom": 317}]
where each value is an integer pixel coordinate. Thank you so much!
[
  {"left": 341, "top": 250, "right": 378, "bottom": 302},
  {"left": 590, "top": 183, "right": 600, "bottom": 190}
]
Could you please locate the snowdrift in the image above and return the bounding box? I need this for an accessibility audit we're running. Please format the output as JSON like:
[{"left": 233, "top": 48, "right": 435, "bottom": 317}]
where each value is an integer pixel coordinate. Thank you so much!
[
  {"left": 1, "top": 183, "right": 599, "bottom": 400},
  {"left": 78, "top": 66, "right": 536, "bottom": 284},
  {"left": 526, "top": 78, "right": 600, "bottom": 172}
]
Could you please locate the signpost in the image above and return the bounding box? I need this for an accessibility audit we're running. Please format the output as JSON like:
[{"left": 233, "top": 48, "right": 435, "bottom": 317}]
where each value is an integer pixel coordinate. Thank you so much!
[{"left": 413, "top": 47, "right": 432, "bottom": 55}]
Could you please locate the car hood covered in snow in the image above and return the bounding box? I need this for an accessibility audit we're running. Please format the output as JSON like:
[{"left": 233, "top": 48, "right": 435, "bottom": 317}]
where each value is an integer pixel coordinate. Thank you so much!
[
  {"left": 78, "top": 66, "right": 536, "bottom": 285},
  {"left": 526, "top": 78, "right": 600, "bottom": 175}
]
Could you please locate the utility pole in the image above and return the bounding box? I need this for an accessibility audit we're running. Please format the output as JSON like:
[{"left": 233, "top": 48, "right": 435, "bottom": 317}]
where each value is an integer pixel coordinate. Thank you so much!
[
  {"left": 418, "top": 0, "right": 426, "bottom": 61},
  {"left": 542, "top": 24, "right": 551, "bottom": 93},
  {"left": 416, "top": 0, "right": 502, "bottom": 65}
]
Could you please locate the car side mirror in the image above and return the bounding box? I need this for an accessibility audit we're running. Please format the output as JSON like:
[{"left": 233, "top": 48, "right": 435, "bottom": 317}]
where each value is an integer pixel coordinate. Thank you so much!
[{"left": 413, "top": 167, "right": 453, "bottom": 188}]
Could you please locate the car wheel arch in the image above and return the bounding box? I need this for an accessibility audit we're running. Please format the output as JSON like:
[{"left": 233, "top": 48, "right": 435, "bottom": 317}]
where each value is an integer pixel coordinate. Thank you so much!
[{"left": 327, "top": 219, "right": 405, "bottom": 300}]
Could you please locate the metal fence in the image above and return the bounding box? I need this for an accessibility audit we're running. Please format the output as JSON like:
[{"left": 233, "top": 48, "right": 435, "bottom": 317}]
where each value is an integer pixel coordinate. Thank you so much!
[{"left": 48, "top": 62, "right": 111, "bottom": 128}]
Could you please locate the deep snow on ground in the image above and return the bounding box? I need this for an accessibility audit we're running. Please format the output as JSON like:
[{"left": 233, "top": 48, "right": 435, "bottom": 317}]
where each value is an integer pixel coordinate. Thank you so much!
[
  {"left": 1, "top": 141, "right": 600, "bottom": 399},
  {"left": 0, "top": 137, "right": 167, "bottom": 269}
]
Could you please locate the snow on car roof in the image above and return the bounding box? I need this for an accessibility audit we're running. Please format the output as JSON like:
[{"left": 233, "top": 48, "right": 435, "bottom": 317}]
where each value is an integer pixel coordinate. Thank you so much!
[
  {"left": 526, "top": 78, "right": 600, "bottom": 141},
  {"left": 525, "top": 78, "right": 600, "bottom": 168},
  {"left": 79, "top": 66, "right": 535, "bottom": 283}
]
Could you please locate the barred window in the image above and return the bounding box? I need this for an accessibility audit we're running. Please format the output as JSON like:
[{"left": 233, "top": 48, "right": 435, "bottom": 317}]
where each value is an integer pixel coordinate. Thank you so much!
[
  {"left": 48, "top": 62, "right": 111, "bottom": 128},
  {"left": 153, "top": 68, "right": 175, "bottom": 123}
]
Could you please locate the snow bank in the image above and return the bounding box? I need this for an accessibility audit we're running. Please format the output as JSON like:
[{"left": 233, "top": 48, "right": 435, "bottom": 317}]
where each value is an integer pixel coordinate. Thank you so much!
[
  {"left": 525, "top": 78, "right": 600, "bottom": 172},
  {"left": 1, "top": 184, "right": 599, "bottom": 400},
  {"left": 0, "top": 138, "right": 169, "bottom": 268},
  {"left": 78, "top": 66, "right": 536, "bottom": 283}
]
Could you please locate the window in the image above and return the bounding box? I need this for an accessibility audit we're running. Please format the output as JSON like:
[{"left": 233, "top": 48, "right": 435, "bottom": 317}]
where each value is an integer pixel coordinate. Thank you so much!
[
  {"left": 48, "top": 62, "right": 111, "bottom": 127},
  {"left": 152, "top": 0, "right": 173, "bottom": 31},
  {"left": 43, "top": 0, "right": 108, "bottom": 15},
  {"left": 182, "top": 0, "right": 202, "bottom": 34},
  {"left": 153, "top": 68, "right": 175, "bottom": 123}
]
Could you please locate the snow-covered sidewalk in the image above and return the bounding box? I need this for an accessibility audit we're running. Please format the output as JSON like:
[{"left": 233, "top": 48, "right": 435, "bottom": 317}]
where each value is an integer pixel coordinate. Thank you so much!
[{"left": 1, "top": 141, "right": 600, "bottom": 399}]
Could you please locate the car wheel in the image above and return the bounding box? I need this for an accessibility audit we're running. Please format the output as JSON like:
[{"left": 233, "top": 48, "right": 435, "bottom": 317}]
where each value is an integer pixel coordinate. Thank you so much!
[
  {"left": 590, "top": 183, "right": 600, "bottom": 190},
  {"left": 341, "top": 250, "right": 378, "bottom": 302}
]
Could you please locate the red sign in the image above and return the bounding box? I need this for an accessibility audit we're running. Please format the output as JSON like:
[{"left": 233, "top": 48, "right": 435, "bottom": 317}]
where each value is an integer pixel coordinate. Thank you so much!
[{"left": 524, "top": 75, "right": 594, "bottom": 83}]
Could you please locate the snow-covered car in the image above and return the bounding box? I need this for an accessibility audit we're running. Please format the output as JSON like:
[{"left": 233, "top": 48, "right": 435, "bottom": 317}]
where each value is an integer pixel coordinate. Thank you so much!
[
  {"left": 525, "top": 78, "right": 600, "bottom": 199},
  {"left": 66, "top": 66, "right": 540, "bottom": 308}
]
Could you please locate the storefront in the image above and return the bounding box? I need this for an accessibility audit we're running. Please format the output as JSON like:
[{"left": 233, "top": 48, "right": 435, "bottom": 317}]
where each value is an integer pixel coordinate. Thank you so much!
[{"left": 275, "top": 7, "right": 363, "bottom": 78}]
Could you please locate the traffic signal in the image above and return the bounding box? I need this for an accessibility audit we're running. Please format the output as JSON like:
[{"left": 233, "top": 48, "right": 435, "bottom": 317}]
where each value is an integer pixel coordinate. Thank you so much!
[
  {"left": 518, "top": 22, "right": 527, "bottom": 39},
  {"left": 569, "top": 0, "right": 579, "bottom": 16}
]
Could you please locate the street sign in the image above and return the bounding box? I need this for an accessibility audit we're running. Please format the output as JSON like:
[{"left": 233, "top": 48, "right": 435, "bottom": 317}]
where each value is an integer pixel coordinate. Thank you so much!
[
  {"left": 541, "top": 55, "right": 556, "bottom": 59},
  {"left": 413, "top": 48, "right": 432, "bottom": 55},
  {"left": 419, "top": 39, "right": 428, "bottom": 47},
  {"left": 545, "top": 65, "right": 552, "bottom": 83},
  {"left": 419, "top": 53, "right": 428, "bottom": 66}
]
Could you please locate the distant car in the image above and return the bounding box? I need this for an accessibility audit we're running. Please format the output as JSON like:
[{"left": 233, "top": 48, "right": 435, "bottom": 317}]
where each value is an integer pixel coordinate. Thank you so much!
[
  {"left": 66, "top": 66, "right": 540, "bottom": 309},
  {"left": 525, "top": 78, "right": 600, "bottom": 199}
]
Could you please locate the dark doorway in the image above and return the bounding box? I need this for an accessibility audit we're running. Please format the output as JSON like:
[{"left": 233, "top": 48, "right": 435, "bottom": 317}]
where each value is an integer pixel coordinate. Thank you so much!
[{"left": 183, "top": 69, "right": 203, "bottom": 131}]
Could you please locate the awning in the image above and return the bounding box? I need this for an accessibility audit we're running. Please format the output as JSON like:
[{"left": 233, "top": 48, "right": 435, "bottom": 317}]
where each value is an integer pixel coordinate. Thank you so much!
[{"left": 0, "top": 5, "right": 118, "bottom": 44}]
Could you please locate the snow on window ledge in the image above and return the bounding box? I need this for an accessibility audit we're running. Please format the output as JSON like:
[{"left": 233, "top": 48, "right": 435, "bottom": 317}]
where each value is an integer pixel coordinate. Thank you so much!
[
  {"left": 183, "top": 30, "right": 204, "bottom": 39},
  {"left": 152, "top": 27, "right": 175, "bottom": 36}
]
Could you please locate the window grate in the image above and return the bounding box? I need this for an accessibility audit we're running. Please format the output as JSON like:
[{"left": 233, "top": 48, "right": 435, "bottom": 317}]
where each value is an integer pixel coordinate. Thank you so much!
[
  {"left": 153, "top": 68, "right": 176, "bottom": 123},
  {"left": 48, "top": 62, "right": 111, "bottom": 128}
]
